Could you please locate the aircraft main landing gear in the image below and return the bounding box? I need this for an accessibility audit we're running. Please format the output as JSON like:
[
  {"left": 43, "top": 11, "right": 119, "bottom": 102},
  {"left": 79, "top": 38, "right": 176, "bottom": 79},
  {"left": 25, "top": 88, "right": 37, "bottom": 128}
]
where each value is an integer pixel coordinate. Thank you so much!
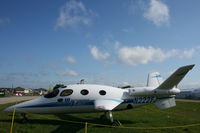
[
  {"left": 112, "top": 120, "right": 122, "bottom": 126},
  {"left": 108, "top": 110, "right": 121, "bottom": 126}
]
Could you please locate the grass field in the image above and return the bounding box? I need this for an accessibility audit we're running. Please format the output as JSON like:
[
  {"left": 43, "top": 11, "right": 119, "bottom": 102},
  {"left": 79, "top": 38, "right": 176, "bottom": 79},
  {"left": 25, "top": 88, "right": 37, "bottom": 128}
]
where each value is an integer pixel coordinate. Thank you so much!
[{"left": 0, "top": 101, "right": 200, "bottom": 133}]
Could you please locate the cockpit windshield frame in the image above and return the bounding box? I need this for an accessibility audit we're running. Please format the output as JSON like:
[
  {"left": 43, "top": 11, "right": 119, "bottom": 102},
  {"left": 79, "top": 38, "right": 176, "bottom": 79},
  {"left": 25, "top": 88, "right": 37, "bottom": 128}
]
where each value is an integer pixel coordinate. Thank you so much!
[{"left": 44, "top": 88, "right": 59, "bottom": 98}]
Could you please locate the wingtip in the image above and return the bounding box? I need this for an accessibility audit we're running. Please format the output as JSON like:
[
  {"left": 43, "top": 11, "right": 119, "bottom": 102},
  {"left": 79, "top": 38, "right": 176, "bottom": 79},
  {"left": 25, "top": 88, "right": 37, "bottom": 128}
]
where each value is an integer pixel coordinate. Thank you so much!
[
  {"left": 180, "top": 64, "right": 195, "bottom": 70},
  {"left": 188, "top": 64, "right": 195, "bottom": 69}
]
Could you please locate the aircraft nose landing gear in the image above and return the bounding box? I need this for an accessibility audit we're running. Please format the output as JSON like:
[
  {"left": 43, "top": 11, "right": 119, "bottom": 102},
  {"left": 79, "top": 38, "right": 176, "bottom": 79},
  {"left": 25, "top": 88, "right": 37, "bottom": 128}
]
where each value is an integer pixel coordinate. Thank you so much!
[
  {"left": 108, "top": 110, "right": 122, "bottom": 126},
  {"left": 20, "top": 113, "right": 28, "bottom": 123}
]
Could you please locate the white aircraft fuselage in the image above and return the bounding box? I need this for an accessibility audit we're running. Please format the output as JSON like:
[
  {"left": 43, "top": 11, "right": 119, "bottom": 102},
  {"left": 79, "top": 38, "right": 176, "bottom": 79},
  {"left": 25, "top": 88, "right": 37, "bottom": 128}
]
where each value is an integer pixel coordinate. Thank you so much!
[
  {"left": 4, "top": 64, "right": 195, "bottom": 125},
  {"left": 5, "top": 84, "right": 180, "bottom": 114}
]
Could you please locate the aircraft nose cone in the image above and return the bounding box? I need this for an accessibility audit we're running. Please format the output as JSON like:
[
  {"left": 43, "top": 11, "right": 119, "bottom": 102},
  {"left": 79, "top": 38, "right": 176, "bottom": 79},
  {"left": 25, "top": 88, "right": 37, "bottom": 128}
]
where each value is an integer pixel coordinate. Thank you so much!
[
  {"left": 4, "top": 106, "right": 15, "bottom": 112},
  {"left": 4, "top": 102, "right": 28, "bottom": 113},
  {"left": 4, "top": 97, "right": 43, "bottom": 113}
]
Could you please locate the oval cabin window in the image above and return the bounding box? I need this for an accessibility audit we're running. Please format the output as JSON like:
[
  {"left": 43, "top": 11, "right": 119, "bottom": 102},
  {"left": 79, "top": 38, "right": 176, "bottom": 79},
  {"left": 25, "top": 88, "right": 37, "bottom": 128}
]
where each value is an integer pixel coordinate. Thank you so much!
[
  {"left": 99, "top": 90, "right": 106, "bottom": 95},
  {"left": 80, "top": 89, "right": 89, "bottom": 95},
  {"left": 60, "top": 89, "right": 73, "bottom": 96}
]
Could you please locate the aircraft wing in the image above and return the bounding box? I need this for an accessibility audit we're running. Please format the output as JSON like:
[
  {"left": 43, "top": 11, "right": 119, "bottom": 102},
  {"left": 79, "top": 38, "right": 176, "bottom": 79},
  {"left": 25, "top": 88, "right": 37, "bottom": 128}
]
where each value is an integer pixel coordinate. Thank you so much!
[
  {"left": 94, "top": 98, "right": 123, "bottom": 111},
  {"left": 156, "top": 64, "right": 195, "bottom": 90}
]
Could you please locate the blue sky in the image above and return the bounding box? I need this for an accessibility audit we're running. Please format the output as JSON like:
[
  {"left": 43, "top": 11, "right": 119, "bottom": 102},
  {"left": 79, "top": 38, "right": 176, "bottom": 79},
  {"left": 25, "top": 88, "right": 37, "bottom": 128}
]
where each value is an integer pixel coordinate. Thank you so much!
[{"left": 0, "top": 0, "right": 200, "bottom": 89}]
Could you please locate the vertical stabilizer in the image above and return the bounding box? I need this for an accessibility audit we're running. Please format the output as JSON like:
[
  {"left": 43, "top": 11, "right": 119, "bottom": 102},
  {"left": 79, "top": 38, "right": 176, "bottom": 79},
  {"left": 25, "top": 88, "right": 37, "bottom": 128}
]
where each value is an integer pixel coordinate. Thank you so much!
[{"left": 147, "top": 72, "right": 163, "bottom": 87}]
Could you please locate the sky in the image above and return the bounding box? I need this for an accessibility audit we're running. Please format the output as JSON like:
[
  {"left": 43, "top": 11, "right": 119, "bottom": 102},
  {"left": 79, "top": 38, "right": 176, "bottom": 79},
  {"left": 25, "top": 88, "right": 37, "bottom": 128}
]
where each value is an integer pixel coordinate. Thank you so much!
[{"left": 0, "top": 0, "right": 200, "bottom": 89}]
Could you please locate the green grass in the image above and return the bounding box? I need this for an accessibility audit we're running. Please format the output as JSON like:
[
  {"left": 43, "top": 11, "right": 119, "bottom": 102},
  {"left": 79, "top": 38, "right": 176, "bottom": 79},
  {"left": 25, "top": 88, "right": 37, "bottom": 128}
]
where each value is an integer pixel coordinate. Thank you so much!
[{"left": 0, "top": 102, "right": 200, "bottom": 133}]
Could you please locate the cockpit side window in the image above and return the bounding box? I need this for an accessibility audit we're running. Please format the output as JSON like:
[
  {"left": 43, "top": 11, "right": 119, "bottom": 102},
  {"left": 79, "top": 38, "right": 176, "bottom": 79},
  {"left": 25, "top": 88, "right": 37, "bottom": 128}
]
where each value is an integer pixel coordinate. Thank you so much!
[
  {"left": 60, "top": 89, "right": 73, "bottom": 96},
  {"left": 44, "top": 88, "right": 59, "bottom": 98}
]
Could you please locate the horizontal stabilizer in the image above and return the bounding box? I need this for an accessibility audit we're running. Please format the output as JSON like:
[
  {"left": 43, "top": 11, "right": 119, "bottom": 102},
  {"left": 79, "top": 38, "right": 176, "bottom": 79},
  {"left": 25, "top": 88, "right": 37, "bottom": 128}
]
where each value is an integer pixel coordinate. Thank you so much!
[
  {"left": 94, "top": 99, "right": 123, "bottom": 111},
  {"left": 156, "top": 64, "right": 195, "bottom": 90},
  {"left": 155, "top": 97, "right": 176, "bottom": 110}
]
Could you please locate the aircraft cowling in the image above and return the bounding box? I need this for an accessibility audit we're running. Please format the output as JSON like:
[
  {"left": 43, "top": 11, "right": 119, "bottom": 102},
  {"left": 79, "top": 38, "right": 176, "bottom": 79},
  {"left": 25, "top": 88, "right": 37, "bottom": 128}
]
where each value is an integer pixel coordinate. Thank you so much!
[{"left": 128, "top": 87, "right": 180, "bottom": 96}]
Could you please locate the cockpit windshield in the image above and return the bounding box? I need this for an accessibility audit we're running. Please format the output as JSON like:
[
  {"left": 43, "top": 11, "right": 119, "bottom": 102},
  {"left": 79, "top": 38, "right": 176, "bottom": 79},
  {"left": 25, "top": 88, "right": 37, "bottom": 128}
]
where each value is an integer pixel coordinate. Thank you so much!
[{"left": 44, "top": 88, "right": 59, "bottom": 98}]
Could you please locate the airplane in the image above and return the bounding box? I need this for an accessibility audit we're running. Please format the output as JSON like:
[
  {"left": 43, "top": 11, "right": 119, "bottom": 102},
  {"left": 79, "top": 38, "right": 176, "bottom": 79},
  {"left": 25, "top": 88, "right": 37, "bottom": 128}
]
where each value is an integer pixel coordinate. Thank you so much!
[{"left": 5, "top": 64, "right": 195, "bottom": 126}]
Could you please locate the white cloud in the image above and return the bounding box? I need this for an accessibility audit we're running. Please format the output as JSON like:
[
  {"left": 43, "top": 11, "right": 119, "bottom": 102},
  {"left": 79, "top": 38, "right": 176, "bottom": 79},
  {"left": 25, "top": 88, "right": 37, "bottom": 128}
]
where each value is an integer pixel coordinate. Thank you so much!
[
  {"left": 57, "top": 70, "right": 78, "bottom": 76},
  {"left": 118, "top": 46, "right": 175, "bottom": 66},
  {"left": 179, "top": 82, "right": 200, "bottom": 90},
  {"left": 89, "top": 45, "right": 110, "bottom": 61},
  {"left": 88, "top": 40, "right": 198, "bottom": 66},
  {"left": 117, "top": 45, "right": 198, "bottom": 66},
  {"left": 63, "top": 56, "right": 76, "bottom": 64},
  {"left": 179, "top": 48, "right": 195, "bottom": 58},
  {"left": 55, "top": 0, "right": 95, "bottom": 29},
  {"left": 144, "top": 0, "right": 170, "bottom": 26},
  {"left": 0, "top": 18, "right": 10, "bottom": 25}
]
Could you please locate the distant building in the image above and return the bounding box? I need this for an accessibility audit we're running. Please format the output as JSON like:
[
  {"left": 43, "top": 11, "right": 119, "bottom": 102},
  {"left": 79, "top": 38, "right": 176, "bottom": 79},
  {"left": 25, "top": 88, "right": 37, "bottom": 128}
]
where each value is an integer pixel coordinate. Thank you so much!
[
  {"left": 0, "top": 90, "right": 5, "bottom": 97},
  {"left": 24, "top": 88, "right": 32, "bottom": 94},
  {"left": 15, "top": 87, "right": 25, "bottom": 94},
  {"left": 33, "top": 88, "right": 47, "bottom": 95}
]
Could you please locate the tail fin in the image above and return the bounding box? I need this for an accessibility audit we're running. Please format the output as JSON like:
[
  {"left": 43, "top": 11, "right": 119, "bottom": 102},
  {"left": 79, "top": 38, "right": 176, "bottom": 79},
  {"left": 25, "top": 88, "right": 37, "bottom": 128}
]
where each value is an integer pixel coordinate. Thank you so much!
[
  {"left": 147, "top": 72, "right": 164, "bottom": 88},
  {"left": 157, "top": 64, "right": 195, "bottom": 90}
]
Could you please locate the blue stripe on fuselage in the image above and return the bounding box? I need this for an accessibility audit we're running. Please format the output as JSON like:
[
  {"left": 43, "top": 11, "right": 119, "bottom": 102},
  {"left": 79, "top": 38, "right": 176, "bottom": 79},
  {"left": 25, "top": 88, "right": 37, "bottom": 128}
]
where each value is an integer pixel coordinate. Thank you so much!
[
  {"left": 20, "top": 97, "right": 157, "bottom": 109},
  {"left": 21, "top": 100, "right": 94, "bottom": 108}
]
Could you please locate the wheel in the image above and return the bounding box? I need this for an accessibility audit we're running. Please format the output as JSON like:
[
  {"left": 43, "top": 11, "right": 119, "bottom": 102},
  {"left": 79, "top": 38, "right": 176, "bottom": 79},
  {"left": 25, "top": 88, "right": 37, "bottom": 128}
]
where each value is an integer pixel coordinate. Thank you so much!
[
  {"left": 20, "top": 118, "right": 28, "bottom": 123},
  {"left": 100, "top": 114, "right": 107, "bottom": 120},
  {"left": 20, "top": 113, "right": 28, "bottom": 123},
  {"left": 112, "top": 120, "right": 122, "bottom": 126}
]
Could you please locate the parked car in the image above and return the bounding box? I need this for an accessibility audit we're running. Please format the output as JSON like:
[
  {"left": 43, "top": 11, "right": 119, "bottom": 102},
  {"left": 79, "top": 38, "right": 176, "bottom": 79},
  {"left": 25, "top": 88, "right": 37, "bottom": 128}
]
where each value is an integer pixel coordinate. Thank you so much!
[{"left": 15, "top": 92, "right": 24, "bottom": 96}]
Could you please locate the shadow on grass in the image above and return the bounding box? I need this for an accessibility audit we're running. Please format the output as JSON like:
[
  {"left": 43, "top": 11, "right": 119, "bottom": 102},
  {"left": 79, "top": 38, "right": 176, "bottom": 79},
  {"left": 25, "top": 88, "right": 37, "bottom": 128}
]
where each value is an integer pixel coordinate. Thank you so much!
[
  {"left": 0, "top": 115, "right": 82, "bottom": 133},
  {"left": 0, "top": 113, "right": 133, "bottom": 133}
]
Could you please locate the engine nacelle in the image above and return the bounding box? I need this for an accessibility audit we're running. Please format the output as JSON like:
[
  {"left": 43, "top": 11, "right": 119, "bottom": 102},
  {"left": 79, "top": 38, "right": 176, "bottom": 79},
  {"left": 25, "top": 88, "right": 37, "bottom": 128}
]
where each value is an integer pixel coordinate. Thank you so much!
[{"left": 129, "top": 87, "right": 180, "bottom": 96}]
